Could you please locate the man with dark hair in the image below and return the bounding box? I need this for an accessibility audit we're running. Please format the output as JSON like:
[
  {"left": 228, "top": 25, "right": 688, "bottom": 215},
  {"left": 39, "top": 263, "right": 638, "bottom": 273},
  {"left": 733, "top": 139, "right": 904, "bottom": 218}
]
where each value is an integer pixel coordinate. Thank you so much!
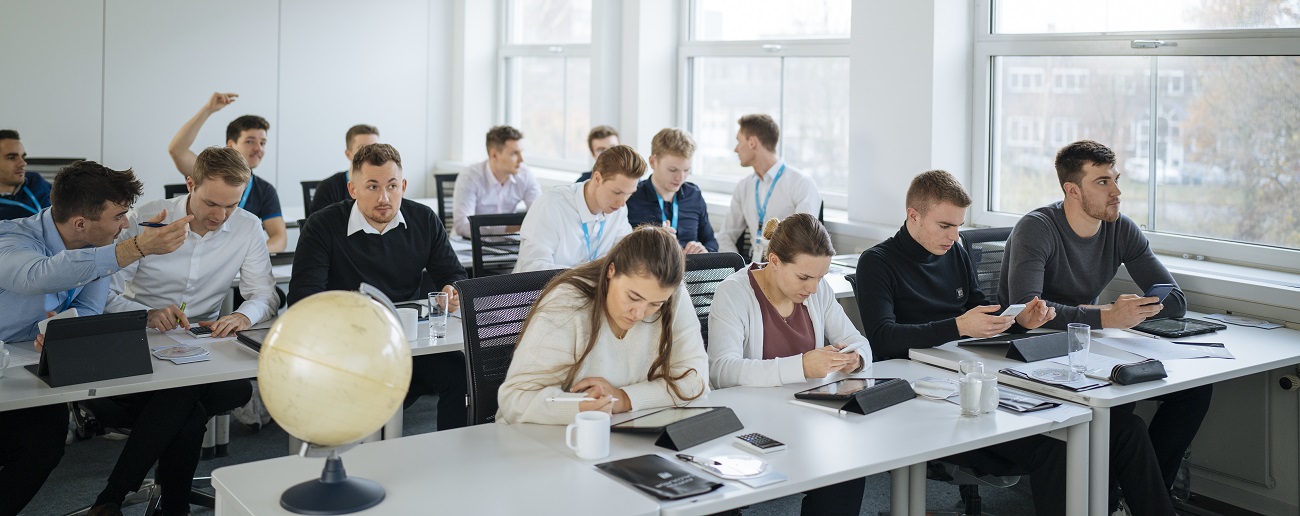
[
  {"left": 308, "top": 124, "right": 381, "bottom": 217},
  {"left": 1001, "top": 139, "right": 1212, "bottom": 494},
  {"left": 0, "top": 129, "right": 51, "bottom": 221},
  {"left": 451, "top": 125, "right": 541, "bottom": 238},
  {"left": 168, "top": 92, "right": 288, "bottom": 252},
  {"left": 575, "top": 125, "right": 620, "bottom": 182},
  {"left": 290, "top": 143, "right": 468, "bottom": 431},
  {"left": 717, "top": 114, "right": 821, "bottom": 262},
  {"left": 0, "top": 161, "right": 252, "bottom": 516},
  {"left": 855, "top": 169, "right": 1174, "bottom": 514}
]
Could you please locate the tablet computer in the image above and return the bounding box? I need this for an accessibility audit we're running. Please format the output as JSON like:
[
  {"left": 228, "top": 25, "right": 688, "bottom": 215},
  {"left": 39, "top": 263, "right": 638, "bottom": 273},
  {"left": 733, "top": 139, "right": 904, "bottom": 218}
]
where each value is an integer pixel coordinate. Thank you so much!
[
  {"left": 794, "top": 378, "right": 903, "bottom": 401},
  {"left": 235, "top": 328, "right": 270, "bottom": 353},
  {"left": 1131, "top": 317, "right": 1227, "bottom": 338},
  {"left": 610, "top": 407, "right": 720, "bottom": 433}
]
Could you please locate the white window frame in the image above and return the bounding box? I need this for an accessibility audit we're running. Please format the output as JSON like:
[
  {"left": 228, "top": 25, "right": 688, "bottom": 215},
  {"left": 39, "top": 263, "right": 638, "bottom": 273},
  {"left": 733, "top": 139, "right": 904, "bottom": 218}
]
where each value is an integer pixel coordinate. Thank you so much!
[
  {"left": 971, "top": 0, "right": 1300, "bottom": 273},
  {"left": 676, "top": 2, "right": 851, "bottom": 211},
  {"left": 497, "top": 0, "right": 593, "bottom": 172}
]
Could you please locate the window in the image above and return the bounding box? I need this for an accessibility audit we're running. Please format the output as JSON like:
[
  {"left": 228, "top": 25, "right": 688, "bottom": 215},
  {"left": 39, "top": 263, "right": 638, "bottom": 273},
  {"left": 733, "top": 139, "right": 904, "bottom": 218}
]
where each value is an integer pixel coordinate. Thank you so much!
[
  {"left": 500, "top": 0, "right": 592, "bottom": 167},
  {"left": 976, "top": 1, "right": 1300, "bottom": 271},
  {"left": 681, "top": 0, "right": 851, "bottom": 206}
]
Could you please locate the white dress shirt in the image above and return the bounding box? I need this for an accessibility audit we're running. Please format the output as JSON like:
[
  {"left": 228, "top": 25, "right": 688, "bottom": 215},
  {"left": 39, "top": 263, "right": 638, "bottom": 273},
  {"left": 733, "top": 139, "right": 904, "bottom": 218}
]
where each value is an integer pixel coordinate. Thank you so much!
[
  {"left": 716, "top": 160, "right": 822, "bottom": 262},
  {"left": 347, "top": 200, "right": 407, "bottom": 236},
  {"left": 514, "top": 182, "right": 632, "bottom": 273},
  {"left": 108, "top": 195, "right": 277, "bottom": 324},
  {"left": 452, "top": 160, "right": 542, "bottom": 238}
]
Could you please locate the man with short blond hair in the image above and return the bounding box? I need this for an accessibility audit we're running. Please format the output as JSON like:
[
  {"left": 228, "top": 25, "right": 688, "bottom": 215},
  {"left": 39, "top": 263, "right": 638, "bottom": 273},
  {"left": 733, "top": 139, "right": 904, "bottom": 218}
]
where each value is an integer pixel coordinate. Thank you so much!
[
  {"left": 717, "top": 114, "right": 820, "bottom": 262},
  {"left": 625, "top": 128, "right": 716, "bottom": 253},
  {"left": 451, "top": 125, "right": 542, "bottom": 238},
  {"left": 309, "top": 124, "right": 381, "bottom": 216}
]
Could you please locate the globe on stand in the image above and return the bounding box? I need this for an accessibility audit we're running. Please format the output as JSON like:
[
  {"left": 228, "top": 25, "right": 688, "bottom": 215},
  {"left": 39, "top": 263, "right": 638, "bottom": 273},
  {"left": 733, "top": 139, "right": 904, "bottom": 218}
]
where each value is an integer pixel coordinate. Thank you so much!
[{"left": 257, "top": 285, "right": 412, "bottom": 514}]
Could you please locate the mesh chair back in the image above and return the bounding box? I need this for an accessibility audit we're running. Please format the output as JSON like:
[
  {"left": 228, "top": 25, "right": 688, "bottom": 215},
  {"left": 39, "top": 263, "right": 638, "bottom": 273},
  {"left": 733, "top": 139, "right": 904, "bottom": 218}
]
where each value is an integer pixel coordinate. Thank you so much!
[
  {"left": 469, "top": 212, "right": 527, "bottom": 277},
  {"left": 684, "top": 252, "right": 746, "bottom": 348},
  {"left": 163, "top": 184, "right": 188, "bottom": 199},
  {"left": 456, "top": 269, "right": 562, "bottom": 425},
  {"left": 434, "top": 173, "right": 458, "bottom": 231},
  {"left": 300, "top": 180, "right": 321, "bottom": 216},
  {"left": 958, "top": 227, "right": 1014, "bottom": 296}
]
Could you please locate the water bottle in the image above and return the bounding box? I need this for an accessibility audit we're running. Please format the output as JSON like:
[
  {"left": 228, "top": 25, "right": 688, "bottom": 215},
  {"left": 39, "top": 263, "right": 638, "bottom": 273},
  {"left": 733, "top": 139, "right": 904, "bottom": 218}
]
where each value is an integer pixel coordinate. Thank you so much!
[{"left": 1171, "top": 450, "right": 1193, "bottom": 503}]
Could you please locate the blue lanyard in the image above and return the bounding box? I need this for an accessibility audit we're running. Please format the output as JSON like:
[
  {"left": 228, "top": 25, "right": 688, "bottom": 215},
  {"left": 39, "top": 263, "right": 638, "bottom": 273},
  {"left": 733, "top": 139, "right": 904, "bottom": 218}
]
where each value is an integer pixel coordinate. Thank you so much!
[
  {"left": 0, "top": 186, "right": 41, "bottom": 215},
  {"left": 658, "top": 196, "right": 679, "bottom": 231},
  {"left": 58, "top": 288, "right": 77, "bottom": 313},
  {"left": 581, "top": 219, "right": 606, "bottom": 261},
  {"left": 238, "top": 178, "right": 253, "bottom": 209},
  {"left": 753, "top": 164, "right": 786, "bottom": 243}
]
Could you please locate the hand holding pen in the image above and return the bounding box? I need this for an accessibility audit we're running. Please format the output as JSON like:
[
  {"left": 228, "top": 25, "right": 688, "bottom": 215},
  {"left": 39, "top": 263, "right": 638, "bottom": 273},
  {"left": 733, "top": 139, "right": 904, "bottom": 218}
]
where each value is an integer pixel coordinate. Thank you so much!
[
  {"left": 135, "top": 209, "right": 193, "bottom": 257},
  {"left": 146, "top": 303, "right": 190, "bottom": 332}
]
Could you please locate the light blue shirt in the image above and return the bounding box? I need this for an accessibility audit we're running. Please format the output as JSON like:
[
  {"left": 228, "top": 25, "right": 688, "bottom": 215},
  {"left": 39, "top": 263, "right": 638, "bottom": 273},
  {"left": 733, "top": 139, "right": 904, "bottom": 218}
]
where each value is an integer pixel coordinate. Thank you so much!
[{"left": 0, "top": 209, "right": 121, "bottom": 342}]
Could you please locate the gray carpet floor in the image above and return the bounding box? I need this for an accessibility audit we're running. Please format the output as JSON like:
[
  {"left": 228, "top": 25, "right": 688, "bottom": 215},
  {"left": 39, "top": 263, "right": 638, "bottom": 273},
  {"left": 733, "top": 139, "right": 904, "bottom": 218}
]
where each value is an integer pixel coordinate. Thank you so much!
[{"left": 21, "top": 396, "right": 1037, "bottom": 515}]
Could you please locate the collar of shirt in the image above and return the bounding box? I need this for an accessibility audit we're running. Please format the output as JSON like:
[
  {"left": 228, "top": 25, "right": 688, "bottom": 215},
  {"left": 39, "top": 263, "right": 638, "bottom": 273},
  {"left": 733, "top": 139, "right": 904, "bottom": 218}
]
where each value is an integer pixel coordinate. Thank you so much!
[
  {"left": 483, "top": 161, "right": 519, "bottom": 188},
  {"left": 347, "top": 201, "right": 407, "bottom": 236},
  {"left": 39, "top": 209, "right": 66, "bottom": 253},
  {"left": 755, "top": 158, "right": 788, "bottom": 186},
  {"left": 568, "top": 182, "right": 605, "bottom": 224}
]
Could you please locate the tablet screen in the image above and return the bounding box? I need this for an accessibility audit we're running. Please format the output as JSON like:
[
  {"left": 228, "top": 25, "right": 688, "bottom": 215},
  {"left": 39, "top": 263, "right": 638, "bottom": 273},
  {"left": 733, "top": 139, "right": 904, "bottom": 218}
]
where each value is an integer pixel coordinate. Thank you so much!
[
  {"left": 612, "top": 407, "right": 715, "bottom": 430},
  {"left": 801, "top": 378, "right": 877, "bottom": 397}
]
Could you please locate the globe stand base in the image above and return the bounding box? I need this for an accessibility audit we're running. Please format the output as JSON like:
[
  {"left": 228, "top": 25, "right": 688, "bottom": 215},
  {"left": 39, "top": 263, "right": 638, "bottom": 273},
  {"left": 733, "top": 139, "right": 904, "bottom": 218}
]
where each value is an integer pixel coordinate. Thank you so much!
[{"left": 280, "top": 454, "right": 384, "bottom": 515}]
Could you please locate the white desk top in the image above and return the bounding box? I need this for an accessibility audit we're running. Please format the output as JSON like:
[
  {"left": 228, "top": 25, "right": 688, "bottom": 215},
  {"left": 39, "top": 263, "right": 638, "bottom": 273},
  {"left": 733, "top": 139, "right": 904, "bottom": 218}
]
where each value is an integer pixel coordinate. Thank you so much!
[
  {"left": 212, "top": 416, "right": 659, "bottom": 516},
  {"left": 509, "top": 359, "right": 1090, "bottom": 516},
  {"left": 909, "top": 311, "right": 1300, "bottom": 407}
]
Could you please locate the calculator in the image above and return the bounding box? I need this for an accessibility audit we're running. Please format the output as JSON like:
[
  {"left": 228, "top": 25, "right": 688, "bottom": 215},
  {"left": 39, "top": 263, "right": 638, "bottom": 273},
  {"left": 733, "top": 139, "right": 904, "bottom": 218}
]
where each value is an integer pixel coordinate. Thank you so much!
[
  {"left": 187, "top": 325, "right": 214, "bottom": 338},
  {"left": 734, "top": 432, "right": 786, "bottom": 454}
]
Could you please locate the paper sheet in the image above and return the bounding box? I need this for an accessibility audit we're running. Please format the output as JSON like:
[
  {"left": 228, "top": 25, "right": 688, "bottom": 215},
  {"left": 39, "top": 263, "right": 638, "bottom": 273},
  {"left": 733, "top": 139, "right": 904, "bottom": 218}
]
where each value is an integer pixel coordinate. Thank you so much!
[
  {"left": 1095, "top": 337, "right": 1234, "bottom": 360},
  {"left": 37, "top": 307, "right": 79, "bottom": 334},
  {"left": 1204, "top": 313, "right": 1283, "bottom": 329},
  {"left": 4, "top": 346, "right": 41, "bottom": 368},
  {"left": 151, "top": 327, "right": 236, "bottom": 346},
  {"left": 1048, "top": 353, "right": 1139, "bottom": 379}
]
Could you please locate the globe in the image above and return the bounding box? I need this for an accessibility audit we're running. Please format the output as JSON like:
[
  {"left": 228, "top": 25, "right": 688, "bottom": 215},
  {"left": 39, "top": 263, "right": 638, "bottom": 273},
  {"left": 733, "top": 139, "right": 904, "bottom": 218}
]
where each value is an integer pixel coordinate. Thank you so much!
[{"left": 258, "top": 290, "right": 412, "bottom": 448}]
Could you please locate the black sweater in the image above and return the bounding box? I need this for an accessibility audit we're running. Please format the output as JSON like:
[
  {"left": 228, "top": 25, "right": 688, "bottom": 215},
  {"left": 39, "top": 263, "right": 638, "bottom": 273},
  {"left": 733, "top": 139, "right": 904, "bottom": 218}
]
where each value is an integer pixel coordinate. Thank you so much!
[
  {"left": 289, "top": 199, "right": 466, "bottom": 305},
  {"left": 308, "top": 171, "right": 349, "bottom": 217},
  {"left": 856, "top": 224, "right": 995, "bottom": 361}
]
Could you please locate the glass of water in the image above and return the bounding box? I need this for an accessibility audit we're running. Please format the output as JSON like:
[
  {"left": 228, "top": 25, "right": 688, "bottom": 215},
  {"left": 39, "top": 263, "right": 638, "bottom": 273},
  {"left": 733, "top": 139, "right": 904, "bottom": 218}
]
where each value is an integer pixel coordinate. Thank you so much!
[
  {"left": 427, "top": 291, "right": 449, "bottom": 338},
  {"left": 1067, "top": 323, "right": 1091, "bottom": 381}
]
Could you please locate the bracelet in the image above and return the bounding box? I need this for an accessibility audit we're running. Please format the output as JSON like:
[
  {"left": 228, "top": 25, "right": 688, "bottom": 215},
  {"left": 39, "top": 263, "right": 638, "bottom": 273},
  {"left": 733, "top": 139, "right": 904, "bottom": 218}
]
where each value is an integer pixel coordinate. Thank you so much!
[{"left": 132, "top": 235, "right": 145, "bottom": 257}]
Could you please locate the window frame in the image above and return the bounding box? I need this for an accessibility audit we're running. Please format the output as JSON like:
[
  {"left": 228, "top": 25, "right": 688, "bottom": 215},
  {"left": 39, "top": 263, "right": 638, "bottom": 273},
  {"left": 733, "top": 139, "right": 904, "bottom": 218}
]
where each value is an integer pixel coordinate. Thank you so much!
[
  {"left": 972, "top": 0, "right": 1300, "bottom": 273},
  {"left": 677, "top": 1, "right": 851, "bottom": 210}
]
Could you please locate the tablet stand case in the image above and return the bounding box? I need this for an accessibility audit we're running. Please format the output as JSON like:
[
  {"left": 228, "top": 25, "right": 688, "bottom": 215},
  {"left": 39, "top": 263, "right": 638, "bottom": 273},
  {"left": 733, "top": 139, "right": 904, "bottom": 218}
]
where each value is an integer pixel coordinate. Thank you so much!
[
  {"left": 27, "top": 310, "right": 152, "bottom": 387},
  {"left": 653, "top": 407, "right": 744, "bottom": 451},
  {"left": 839, "top": 378, "right": 916, "bottom": 415},
  {"left": 1003, "top": 332, "right": 1069, "bottom": 362}
]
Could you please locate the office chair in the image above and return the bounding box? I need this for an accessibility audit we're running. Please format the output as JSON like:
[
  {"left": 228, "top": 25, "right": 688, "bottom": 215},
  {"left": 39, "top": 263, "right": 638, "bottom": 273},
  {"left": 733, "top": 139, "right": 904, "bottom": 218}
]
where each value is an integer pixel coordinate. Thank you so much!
[
  {"left": 958, "top": 227, "right": 1014, "bottom": 296},
  {"left": 468, "top": 212, "right": 527, "bottom": 277},
  {"left": 455, "top": 269, "right": 562, "bottom": 425},
  {"left": 434, "top": 173, "right": 459, "bottom": 232},
  {"left": 163, "top": 183, "right": 188, "bottom": 199},
  {"left": 684, "top": 252, "right": 746, "bottom": 349},
  {"left": 734, "top": 233, "right": 752, "bottom": 264},
  {"left": 300, "top": 180, "right": 321, "bottom": 217}
]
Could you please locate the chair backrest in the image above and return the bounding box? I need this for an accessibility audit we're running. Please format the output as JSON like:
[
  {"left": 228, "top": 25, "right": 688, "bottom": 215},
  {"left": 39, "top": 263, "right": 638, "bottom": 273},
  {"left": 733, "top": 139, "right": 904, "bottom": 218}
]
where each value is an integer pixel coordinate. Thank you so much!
[
  {"left": 163, "top": 183, "right": 188, "bottom": 199},
  {"left": 434, "top": 173, "right": 458, "bottom": 231},
  {"left": 300, "top": 180, "right": 321, "bottom": 215},
  {"left": 958, "top": 227, "right": 1014, "bottom": 296},
  {"left": 469, "top": 212, "right": 527, "bottom": 277},
  {"left": 456, "top": 269, "right": 563, "bottom": 425},
  {"left": 684, "top": 252, "right": 746, "bottom": 348}
]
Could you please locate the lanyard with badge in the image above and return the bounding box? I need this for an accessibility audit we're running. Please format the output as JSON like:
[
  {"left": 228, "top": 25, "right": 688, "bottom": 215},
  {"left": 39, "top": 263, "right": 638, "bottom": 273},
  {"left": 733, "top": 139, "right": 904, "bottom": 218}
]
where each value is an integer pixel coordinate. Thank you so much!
[
  {"left": 753, "top": 164, "right": 786, "bottom": 247},
  {"left": 238, "top": 178, "right": 253, "bottom": 209},
  {"left": 581, "top": 219, "right": 606, "bottom": 262},
  {"left": 659, "top": 195, "right": 679, "bottom": 231},
  {"left": 57, "top": 287, "right": 78, "bottom": 313},
  {"left": 0, "top": 186, "right": 41, "bottom": 216}
]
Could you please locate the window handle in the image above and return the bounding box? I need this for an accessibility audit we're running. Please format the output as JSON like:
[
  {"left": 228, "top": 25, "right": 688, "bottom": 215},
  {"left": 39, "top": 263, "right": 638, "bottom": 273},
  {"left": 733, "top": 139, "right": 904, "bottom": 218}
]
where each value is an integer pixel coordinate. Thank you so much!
[
  {"left": 762, "top": 44, "right": 783, "bottom": 53},
  {"left": 1131, "top": 40, "right": 1177, "bottom": 48},
  {"left": 547, "top": 46, "right": 565, "bottom": 54}
]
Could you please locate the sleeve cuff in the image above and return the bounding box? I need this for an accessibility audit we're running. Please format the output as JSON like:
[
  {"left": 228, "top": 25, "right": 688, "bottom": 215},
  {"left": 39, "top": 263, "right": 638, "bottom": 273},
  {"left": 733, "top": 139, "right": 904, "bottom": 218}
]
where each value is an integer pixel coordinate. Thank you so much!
[
  {"left": 777, "top": 355, "right": 807, "bottom": 385},
  {"left": 621, "top": 382, "right": 670, "bottom": 411},
  {"left": 93, "top": 244, "right": 121, "bottom": 276}
]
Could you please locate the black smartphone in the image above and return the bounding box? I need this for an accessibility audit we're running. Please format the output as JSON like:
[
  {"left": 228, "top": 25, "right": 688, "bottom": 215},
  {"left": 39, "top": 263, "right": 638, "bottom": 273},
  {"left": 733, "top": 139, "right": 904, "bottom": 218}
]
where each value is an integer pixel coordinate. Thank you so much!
[{"left": 1143, "top": 283, "right": 1176, "bottom": 305}]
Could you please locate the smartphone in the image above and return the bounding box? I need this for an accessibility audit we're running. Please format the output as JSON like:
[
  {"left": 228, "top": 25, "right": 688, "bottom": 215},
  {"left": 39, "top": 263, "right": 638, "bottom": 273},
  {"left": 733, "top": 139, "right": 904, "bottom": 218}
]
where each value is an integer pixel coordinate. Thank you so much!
[
  {"left": 1000, "top": 304, "right": 1026, "bottom": 318},
  {"left": 1143, "top": 283, "right": 1176, "bottom": 305},
  {"left": 837, "top": 341, "right": 866, "bottom": 354}
]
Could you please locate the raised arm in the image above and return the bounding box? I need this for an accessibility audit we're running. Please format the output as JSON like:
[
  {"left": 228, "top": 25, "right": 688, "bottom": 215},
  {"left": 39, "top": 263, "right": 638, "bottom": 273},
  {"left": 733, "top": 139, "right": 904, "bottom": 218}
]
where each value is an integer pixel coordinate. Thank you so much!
[{"left": 169, "top": 92, "right": 238, "bottom": 177}]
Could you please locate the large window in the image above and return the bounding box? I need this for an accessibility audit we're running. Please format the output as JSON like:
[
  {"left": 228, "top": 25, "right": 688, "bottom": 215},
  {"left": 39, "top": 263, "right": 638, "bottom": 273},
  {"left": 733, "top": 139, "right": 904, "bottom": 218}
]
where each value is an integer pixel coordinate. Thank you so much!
[
  {"left": 500, "top": 0, "right": 592, "bottom": 167},
  {"left": 976, "top": 0, "right": 1300, "bottom": 271},
  {"left": 681, "top": 0, "right": 851, "bottom": 206}
]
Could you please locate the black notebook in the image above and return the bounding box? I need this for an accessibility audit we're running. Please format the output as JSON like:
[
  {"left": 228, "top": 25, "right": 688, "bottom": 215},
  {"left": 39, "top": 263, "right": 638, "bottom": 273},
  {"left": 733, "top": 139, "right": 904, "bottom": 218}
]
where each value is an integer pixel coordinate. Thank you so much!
[{"left": 595, "top": 454, "right": 723, "bottom": 500}]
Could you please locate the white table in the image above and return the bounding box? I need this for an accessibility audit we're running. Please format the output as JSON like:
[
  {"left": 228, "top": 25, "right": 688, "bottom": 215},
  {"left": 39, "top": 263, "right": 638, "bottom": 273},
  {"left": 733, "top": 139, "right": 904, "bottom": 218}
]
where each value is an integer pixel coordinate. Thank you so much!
[
  {"left": 908, "top": 312, "right": 1300, "bottom": 515},
  {"left": 211, "top": 414, "right": 659, "bottom": 516},
  {"left": 509, "top": 359, "right": 1092, "bottom": 516}
]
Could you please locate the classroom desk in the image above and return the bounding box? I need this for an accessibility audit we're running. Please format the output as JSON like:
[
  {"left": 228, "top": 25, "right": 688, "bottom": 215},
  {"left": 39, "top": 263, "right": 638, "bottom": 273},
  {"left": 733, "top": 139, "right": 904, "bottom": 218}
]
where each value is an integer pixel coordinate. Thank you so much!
[
  {"left": 509, "top": 359, "right": 1092, "bottom": 516},
  {"left": 210, "top": 422, "right": 660, "bottom": 516},
  {"left": 907, "top": 312, "right": 1300, "bottom": 516}
]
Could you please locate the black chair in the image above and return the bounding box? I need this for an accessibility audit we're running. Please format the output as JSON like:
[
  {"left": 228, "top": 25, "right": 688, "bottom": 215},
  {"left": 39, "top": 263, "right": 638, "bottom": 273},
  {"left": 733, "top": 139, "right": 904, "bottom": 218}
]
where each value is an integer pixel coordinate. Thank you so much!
[
  {"left": 684, "top": 252, "right": 746, "bottom": 349},
  {"left": 300, "top": 180, "right": 321, "bottom": 216},
  {"left": 455, "top": 269, "right": 562, "bottom": 425},
  {"left": 434, "top": 173, "right": 459, "bottom": 232},
  {"left": 163, "top": 183, "right": 188, "bottom": 199},
  {"left": 735, "top": 202, "right": 821, "bottom": 263},
  {"left": 958, "top": 227, "right": 1014, "bottom": 296},
  {"left": 468, "top": 212, "right": 526, "bottom": 277}
]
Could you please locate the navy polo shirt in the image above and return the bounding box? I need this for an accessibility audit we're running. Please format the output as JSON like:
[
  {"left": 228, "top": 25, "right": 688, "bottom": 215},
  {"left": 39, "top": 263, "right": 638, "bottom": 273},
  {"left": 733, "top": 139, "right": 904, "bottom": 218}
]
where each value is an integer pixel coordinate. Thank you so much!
[
  {"left": 243, "top": 174, "right": 283, "bottom": 221},
  {"left": 625, "top": 179, "right": 718, "bottom": 252},
  {"left": 0, "top": 172, "right": 52, "bottom": 221}
]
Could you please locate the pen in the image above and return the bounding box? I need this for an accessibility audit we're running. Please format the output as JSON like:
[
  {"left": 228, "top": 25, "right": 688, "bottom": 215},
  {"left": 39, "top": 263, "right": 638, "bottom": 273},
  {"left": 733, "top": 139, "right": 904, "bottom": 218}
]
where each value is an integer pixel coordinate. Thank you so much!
[
  {"left": 788, "top": 399, "right": 847, "bottom": 416},
  {"left": 178, "top": 302, "right": 186, "bottom": 325},
  {"left": 139, "top": 222, "right": 166, "bottom": 228},
  {"left": 545, "top": 397, "right": 620, "bottom": 402}
]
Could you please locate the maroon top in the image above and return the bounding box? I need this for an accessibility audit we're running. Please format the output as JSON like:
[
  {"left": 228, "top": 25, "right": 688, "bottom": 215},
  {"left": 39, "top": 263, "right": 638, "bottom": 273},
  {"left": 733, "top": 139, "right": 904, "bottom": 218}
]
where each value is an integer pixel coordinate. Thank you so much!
[{"left": 748, "top": 264, "right": 816, "bottom": 360}]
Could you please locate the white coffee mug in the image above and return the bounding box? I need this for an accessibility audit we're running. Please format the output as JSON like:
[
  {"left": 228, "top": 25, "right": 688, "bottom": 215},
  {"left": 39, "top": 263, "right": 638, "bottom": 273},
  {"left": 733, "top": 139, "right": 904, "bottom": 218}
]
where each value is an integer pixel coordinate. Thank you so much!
[
  {"left": 565, "top": 410, "right": 611, "bottom": 460},
  {"left": 396, "top": 308, "right": 419, "bottom": 341}
]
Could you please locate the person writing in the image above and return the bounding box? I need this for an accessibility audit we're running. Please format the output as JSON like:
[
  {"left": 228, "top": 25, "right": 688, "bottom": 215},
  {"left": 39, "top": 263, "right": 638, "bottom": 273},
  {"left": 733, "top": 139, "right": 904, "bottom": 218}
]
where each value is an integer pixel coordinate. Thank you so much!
[{"left": 496, "top": 226, "right": 710, "bottom": 425}]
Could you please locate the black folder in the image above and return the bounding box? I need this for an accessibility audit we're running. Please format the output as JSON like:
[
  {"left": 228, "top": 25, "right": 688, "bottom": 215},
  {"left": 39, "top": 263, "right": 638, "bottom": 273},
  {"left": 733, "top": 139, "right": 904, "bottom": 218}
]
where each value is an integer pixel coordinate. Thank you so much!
[
  {"left": 27, "top": 310, "right": 152, "bottom": 387},
  {"left": 596, "top": 454, "right": 723, "bottom": 500}
]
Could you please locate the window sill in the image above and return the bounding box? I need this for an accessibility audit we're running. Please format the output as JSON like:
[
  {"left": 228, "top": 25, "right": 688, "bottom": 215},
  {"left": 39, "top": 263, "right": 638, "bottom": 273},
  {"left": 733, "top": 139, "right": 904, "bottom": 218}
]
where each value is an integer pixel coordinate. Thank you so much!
[{"left": 1112, "top": 254, "right": 1300, "bottom": 327}]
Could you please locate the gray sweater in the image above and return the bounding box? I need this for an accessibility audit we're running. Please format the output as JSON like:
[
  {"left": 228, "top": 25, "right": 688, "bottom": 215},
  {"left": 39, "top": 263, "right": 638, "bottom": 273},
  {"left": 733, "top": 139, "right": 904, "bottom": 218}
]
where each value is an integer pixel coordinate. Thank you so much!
[{"left": 998, "top": 201, "right": 1186, "bottom": 329}]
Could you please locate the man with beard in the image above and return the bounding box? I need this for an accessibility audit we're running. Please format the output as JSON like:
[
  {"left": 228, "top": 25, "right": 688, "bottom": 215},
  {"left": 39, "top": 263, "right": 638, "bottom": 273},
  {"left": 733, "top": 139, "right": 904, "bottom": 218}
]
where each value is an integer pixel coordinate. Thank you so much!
[
  {"left": 289, "top": 143, "right": 468, "bottom": 431},
  {"left": 1000, "top": 139, "right": 1211, "bottom": 496}
]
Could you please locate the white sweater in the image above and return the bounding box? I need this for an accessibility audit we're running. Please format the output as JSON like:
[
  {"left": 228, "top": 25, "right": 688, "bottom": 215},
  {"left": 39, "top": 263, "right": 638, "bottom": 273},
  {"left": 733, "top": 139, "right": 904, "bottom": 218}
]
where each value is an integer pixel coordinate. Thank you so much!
[
  {"left": 707, "top": 266, "right": 871, "bottom": 388},
  {"left": 496, "top": 282, "right": 711, "bottom": 425}
]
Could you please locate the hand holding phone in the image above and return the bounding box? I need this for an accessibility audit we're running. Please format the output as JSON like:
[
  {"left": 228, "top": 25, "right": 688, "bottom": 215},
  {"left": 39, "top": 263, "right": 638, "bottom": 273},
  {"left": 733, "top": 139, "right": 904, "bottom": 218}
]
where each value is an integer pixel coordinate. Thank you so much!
[
  {"left": 1142, "top": 284, "right": 1176, "bottom": 305},
  {"left": 1000, "top": 304, "right": 1026, "bottom": 318},
  {"left": 837, "top": 341, "right": 866, "bottom": 354}
]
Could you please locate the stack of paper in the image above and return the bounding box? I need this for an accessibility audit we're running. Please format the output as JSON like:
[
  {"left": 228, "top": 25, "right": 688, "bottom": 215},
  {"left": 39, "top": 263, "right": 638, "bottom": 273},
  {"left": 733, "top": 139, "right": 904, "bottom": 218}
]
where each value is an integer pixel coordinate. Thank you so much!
[
  {"left": 150, "top": 345, "right": 210, "bottom": 364},
  {"left": 1001, "top": 362, "right": 1110, "bottom": 391},
  {"left": 1096, "top": 337, "right": 1235, "bottom": 360}
]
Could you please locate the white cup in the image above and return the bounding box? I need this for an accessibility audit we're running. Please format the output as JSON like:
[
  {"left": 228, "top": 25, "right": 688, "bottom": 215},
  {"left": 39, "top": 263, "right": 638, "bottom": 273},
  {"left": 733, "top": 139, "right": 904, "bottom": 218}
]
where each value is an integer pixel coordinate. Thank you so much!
[
  {"left": 396, "top": 308, "right": 419, "bottom": 341},
  {"left": 565, "top": 411, "right": 611, "bottom": 460},
  {"left": 969, "top": 372, "right": 999, "bottom": 414},
  {"left": 959, "top": 374, "right": 984, "bottom": 417}
]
